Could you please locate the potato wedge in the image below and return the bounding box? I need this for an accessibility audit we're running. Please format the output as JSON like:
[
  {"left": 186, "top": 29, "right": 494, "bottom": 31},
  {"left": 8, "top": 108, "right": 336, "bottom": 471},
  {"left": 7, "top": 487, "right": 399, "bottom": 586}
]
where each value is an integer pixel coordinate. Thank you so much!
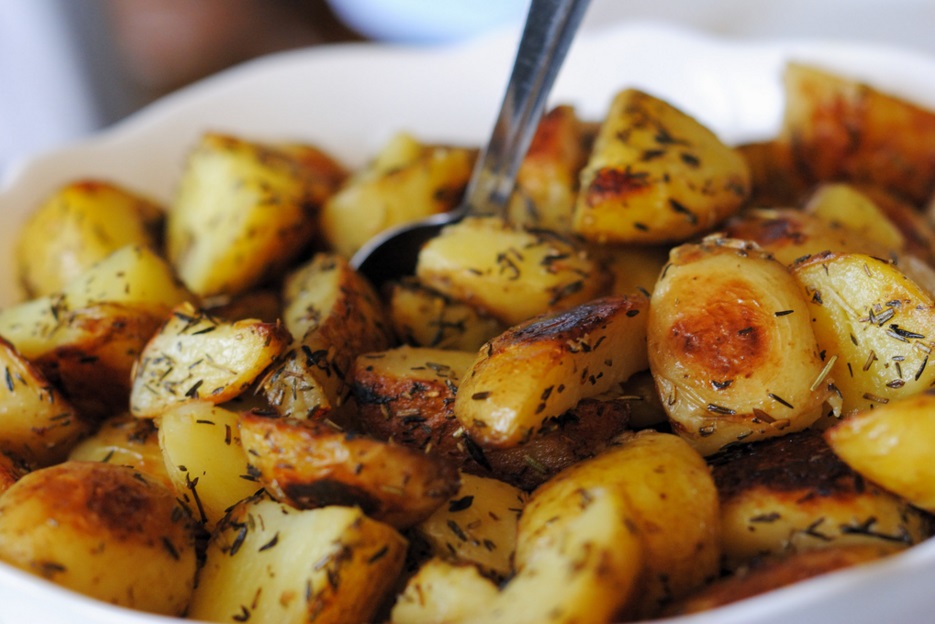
[
  {"left": 597, "top": 243, "right": 670, "bottom": 297},
  {"left": 803, "top": 183, "right": 906, "bottom": 252},
  {"left": 780, "top": 62, "right": 935, "bottom": 205},
  {"left": 0, "top": 335, "right": 88, "bottom": 465},
  {"left": 159, "top": 402, "right": 262, "bottom": 529},
  {"left": 455, "top": 294, "right": 648, "bottom": 448},
  {"left": 0, "top": 461, "right": 196, "bottom": 616},
  {"left": 166, "top": 132, "right": 329, "bottom": 297},
  {"left": 15, "top": 179, "right": 163, "bottom": 299},
  {"left": 572, "top": 89, "right": 750, "bottom": 244},
  {"left": 239, "top": 414, "right": 460, "bottom": 529},
  {"left": 412, "top": 472, "right": 527, "bottom": 580},
  {"left": 826, "top": 390, "right": 935, "bottom": 512},
  {"left": 320, "top": 132, "right": 475, "bottom": 257},
  {"left": 648, "top": 237, "right": 836, "bottom": 456},
  {"left": 188, "top": 492, "right": 407, "bottom": 624},
  {"left": 415, "top": 216, "right": 610, "bottom": 326},
  {"left": 68, "top": 412, "right": 171, "bottom": 488},
  {"left": 735, "top": 139, "right": 812, "bottom": 207},
  {"left": 791, "top": 251, "right": 935, "bottom": 412},
  {"left": 711, "top": 429, "right": 929, "bottom": 570},
  {"left": 263, "top": 253, "right": 392, "bottom": 420},
  {"left": 387, "top": 278, "right": 505, "bottom": 351},
  {"left": 129, "top": 302, "right": 290, "bottom": 418}
]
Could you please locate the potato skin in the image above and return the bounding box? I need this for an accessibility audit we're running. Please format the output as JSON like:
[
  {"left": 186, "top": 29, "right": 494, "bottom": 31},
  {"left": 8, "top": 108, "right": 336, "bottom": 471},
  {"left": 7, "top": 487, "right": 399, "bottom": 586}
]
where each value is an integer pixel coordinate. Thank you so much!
[
  {"left": 68, "top": 413, "right": 171, "bottom": 489},
  {"left": 0, "top": 461, "right": 197, "bottom": 615}
]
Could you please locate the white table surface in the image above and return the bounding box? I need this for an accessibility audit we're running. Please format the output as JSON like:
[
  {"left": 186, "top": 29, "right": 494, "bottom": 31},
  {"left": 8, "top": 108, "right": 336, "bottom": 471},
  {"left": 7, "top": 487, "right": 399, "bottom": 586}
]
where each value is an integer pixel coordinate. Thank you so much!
[{"left": 2, "top": 0, "right": 934, "bottom": 176}]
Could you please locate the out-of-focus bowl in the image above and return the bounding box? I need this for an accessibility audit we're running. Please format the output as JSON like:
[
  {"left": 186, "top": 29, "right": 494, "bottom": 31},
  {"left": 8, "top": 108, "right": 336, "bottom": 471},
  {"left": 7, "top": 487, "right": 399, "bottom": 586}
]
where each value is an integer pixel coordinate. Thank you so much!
[{"left": 3, "top": 21, "right": 935, "bottom": 624}]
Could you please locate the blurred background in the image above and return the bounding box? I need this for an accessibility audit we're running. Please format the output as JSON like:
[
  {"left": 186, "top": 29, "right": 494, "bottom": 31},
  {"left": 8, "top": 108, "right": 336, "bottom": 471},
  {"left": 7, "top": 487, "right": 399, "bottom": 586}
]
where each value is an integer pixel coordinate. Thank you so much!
[{"left": 2, "top": 0, "right": 933, "bottom": 175}]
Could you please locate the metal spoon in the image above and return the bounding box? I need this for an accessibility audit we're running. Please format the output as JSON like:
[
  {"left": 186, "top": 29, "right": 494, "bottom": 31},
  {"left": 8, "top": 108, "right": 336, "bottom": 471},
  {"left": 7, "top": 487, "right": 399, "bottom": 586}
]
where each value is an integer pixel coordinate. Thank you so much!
[{"left": 351, "top": 0, "right": 591, "bottom": 286}]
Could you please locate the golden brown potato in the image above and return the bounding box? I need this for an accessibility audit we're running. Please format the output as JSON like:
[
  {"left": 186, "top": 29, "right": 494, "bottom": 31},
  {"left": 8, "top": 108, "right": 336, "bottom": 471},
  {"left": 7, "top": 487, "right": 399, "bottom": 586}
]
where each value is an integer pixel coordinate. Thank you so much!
[
  {"left": 455, "top": 295, "right": 648, "bottom": 449},
  {"left": 573, "top": 89, "right": 750, "bottom": 244},
  {"left": 129, "top": 302, "right": 290, "bottom": 418},
  {"left": 506, "top": 105, "right": 588, "bottom": 233},
  {"left": 320, "top": 132, "right": 475, "bottom": 257},
  {"left": 166, "top": 132, "right": 333, "bottom": 297},
  {"left": 648, "top": 237, "right": 838, "bottom": 456},
  {"left": 203, "top": 287, "right": 283, "bottom": 324},
  {"left": 159, "top": 401, "right": 262, "bottom": 529},
  {"left": 189, "top": 492, "right": 407, "bottom": 624},
  {"left": 0, "top": 451, "right": 29, "bottom": 494},
  {"left": 711, "top": 429, "right": 930, "bottom": 571},
  {"left": 415, "top": 216, "right": 611, "bottom": 326},
  {"left": 780, "top": 62, "right": 935, "bottom": 205},
  {"left": 15, "top": 179, "right": 163, "bottom": 299},
  {"left": 596, "top": 243, "right": 670, "bottom": 298},
  {"left": 735, "top": 139, "right": 812, "bottom": 207},
  {"left": 0, "top": 335, "right": 89, "bottom": 465},
  {"left": 803, "top": 183, "right": 906, "bottom": 253},
  {"left": 412, "top": 472, "right": 527, "bottom": 581},
  {"left": 239, "top": 414, "right": 460, "bottom": 529},
  {"left": 0, "top": 461, "right": 197, "bottom": 615},
  {"left": 388, "top": 278, "right": 505, "bottom": 351},
  {"left": 826, "top": 390, "right": 935, "bottom": 512},
  {"left": 262, "top": 253, "right": 392, "bottom": 420},
  {"left": 68, "top": 412, "right": 171, "bottom": 489},
  {"left": 791, "top": 251, "right": 935, "bottom": 413}
]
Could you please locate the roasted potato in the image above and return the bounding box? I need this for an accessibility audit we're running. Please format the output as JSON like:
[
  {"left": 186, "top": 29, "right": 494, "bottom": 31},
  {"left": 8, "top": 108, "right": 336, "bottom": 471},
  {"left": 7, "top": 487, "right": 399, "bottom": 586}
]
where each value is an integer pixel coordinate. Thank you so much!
[
  {"left": 648, "top": 237, "right": 838, "bottom": 456},
  {"left": 129, "top": 301, "right": 290, "bottom": 418},
  {"left": 803, "top": 183, "right": 906, "bottom": 252},
  {"left": 826, "top": 390, "right": 935, "bottom": 512},
  {"left": 189, "top": 492, "right": 407, "bottom": 624},
  {"left": 415, "top": 216, "right": 611, "bottom": 326},
  {"left": 0, "top": 461, "right": 197, "bottom": 615},
  {"left": 166, "top": 132, "right": 335, "bottom": 297},
  {"left": 791, "top": 251, "right": 935, "bottom": 413},
  {"left": 455, "top": 294, "right": 648, "bottom": 448},
  {"left": 262, "top": 252, "right": 392, "bottom": 420},
  {"left": 711, "top": 429, "right": 930, "bottom": 570},
  {"left": 15, "top": 179, "right": 163, "bottom": 299},
  {"left": 159, "top": 401, "right": 262, "bottom": 529},
  {"left": 67, "top": 412, "right": 171, "bottom": 488},
  {"left": 572, "top": 89, "right": 750, "bottom": 244},
  {"left": 239, "top": 414, "right": 460, "bottom": 529},
  {"left": 320, "top": 132, "right": 474, "bottom": 257}
]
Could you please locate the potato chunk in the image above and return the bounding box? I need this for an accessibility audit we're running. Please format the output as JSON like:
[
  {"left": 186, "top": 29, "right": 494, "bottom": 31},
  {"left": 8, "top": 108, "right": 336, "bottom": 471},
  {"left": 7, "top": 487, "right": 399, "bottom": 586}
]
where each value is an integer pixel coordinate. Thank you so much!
[
  {"left": 68, "top": 412, "right": 171, "bottom": 488},
  {"left": 0, "top": 461, "right": 196, "bottom": 616},
  {"left": 416, "top": 216, "right": 610, "bottom": 326},
  {"left": 15, "top": 179, "right": 163, "bottom": 299},
  {"left": 129, "top": 302, "right": 290, "bottom": 418},
  {"left": 189, "top": 493, "right": 407, "bottom": 624},
  {"left": 573, "top": 89, "right": 750, "bottom": 244},
  {"left": 648, "top": 237, "right": 836, "bottom": 456},
  {"left": 455, "top": 294, "right": 648, "bottom": 448}
]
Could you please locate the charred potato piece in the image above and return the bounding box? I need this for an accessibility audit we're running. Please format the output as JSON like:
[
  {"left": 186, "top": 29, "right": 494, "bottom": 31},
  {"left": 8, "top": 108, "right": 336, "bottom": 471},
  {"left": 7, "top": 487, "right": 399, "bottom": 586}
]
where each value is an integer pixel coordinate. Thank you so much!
[
  {"left": 189, "top": 492, "right": 407, "bottom": 624},
  {"left": 506, "top": 105, "right": 588, "bottom": 234},
  {"left": 648, "top": 237, "right": 837, "bottom": 456},
  {"left": 16, "top": 179, "right": 163, "bottom": 299},
  {"left": 0, "top": 336, "right": 88, "bottom": 465},
  {"left": 413, "top": 472, "right": 527, "bottom": 580},
  {"left": 353, "top": 347, "right": 632, "bottom": 490},
  {"left": 667, "top": 544, "right": 894, "bottom": 616},
  {"left": 166, "top": 132, "right": 333, "bottom": 297},
  {"left": 0, "top": 461, "right": 196, "bottom": 616},
  {"left": 0, "top": 452, "right": 29, "bottom": 494},
  {"left": 320, "top": 132, "right": 474, "bottom": 257},
  {"left": 791, "top": 251, "right": 935, "bottom": 413},
  {"left": 68, "top": 412, "right": 171, "bottom": 488},
  {"left": 416, "top": 216, "right": 611, "bottom": 326},
  {"left": 455, "top": 294, "right": 648, "bottom": 448},
  {"left": 239, "top": 414, "right": 460, "bottom": 529},
  {"left": 159, "top": 402, "right": 262, "bottom": 529},
  {"left": 711, "top": 429, "right": 930, "bottom": 570},
  {"left": 129, "top": 302, "right": 290, "bottom": 418},
  {"left": 263, "top": 253, "right": 392, "bottom": 420},
  {"left": 388, "top": 278, "right": 505, "bottom": 351},
  {"left": 826, "top": 390, "right": 935, "bottom": 512},
  {"left": 780, "top": 62, "right": 935, "bottom": 205},
  {"left": 572, "top": 89, "right": 750, "bottom": 244}
]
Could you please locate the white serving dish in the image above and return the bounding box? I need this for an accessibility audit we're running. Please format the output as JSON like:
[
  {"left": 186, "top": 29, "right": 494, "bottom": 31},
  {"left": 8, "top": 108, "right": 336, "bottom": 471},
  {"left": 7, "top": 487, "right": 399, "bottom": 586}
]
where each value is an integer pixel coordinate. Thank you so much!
[{"left": 2, "top": 20, "right": 935, "bottom": 624}]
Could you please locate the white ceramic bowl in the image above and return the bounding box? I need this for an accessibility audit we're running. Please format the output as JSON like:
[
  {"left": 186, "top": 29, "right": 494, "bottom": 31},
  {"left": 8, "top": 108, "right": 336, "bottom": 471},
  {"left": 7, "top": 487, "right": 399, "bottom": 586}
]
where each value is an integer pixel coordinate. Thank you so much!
[{"left": 2, "top": 21, "right": 935, "bottom": 624}]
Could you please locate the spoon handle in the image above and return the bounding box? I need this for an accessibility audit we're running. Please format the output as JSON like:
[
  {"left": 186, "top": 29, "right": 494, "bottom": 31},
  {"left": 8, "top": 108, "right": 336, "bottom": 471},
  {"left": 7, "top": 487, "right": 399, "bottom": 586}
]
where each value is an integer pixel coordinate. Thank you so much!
[{"left": 463, "top": 0, "right": 591, "bottom": 216}]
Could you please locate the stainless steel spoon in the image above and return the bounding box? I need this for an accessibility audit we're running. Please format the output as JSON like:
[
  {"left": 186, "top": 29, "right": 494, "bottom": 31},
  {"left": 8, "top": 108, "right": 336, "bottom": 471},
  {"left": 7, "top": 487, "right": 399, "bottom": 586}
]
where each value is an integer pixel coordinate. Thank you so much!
[{"left": 351, "top": 0, "right": 591, "bottom": 286}]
